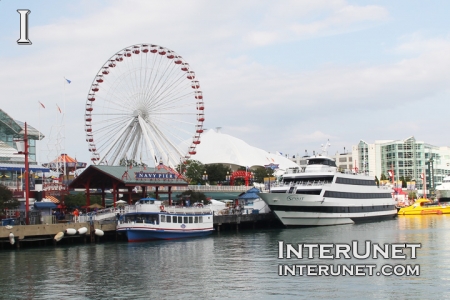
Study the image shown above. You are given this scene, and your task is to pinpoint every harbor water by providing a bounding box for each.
[1,215,450,299]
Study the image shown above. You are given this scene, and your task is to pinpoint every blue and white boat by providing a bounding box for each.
[116,198,214,242]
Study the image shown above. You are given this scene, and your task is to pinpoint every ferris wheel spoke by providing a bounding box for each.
[97,117,135,164]
[86,43,204,166]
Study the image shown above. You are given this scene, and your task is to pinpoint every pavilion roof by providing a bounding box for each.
[69,164,188,190]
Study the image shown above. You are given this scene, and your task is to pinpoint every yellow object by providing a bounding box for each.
[398,198,450,215]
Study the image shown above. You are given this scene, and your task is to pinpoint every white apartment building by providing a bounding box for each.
[352,137,450,191]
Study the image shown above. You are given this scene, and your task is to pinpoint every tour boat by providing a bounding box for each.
[116,198,214,242]
[258,153,397,226]
[436,175,450,204]
[397,198,450,215]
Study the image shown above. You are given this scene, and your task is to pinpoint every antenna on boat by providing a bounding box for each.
[321,140,331,156]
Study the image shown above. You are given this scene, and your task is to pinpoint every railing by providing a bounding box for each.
[269,181,331,188]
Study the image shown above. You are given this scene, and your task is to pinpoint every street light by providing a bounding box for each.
[202,171,208,182]
[14,122,30,225]
[225,171,231,183]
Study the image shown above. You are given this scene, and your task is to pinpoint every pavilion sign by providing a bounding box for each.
[135,172,177,180]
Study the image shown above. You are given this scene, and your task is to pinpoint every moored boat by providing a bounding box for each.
[397,198,450,215]
[258,145,397,226]
[436,175,450,204]
[116,198,214,242]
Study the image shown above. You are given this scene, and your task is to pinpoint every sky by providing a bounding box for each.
[1,0,450,166]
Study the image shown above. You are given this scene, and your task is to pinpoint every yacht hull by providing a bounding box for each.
[259,193,397,227]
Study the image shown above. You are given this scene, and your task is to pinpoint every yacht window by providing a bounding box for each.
[178,216,183,223]
[189,217,193,223]
[194,216,198,223]
[161,215,166,222]
[183,216,188,223]
[199,216,203,223]
[166,216,171,223]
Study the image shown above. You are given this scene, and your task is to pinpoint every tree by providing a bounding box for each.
[0,184,18,211]
[408,191,417,201]
[183,160,205,184]
[380,173,387,181]
[253,167,274,183]
[204,164,231,184]
[119,158,145,168]
[64,192,102,208]
[178,190,208,204]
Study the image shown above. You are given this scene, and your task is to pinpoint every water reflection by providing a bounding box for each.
[0,219,449,299]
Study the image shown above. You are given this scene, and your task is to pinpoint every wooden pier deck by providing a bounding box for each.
[0,212,282,249]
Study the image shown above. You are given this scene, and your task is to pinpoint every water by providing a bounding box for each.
[1,215,450,299]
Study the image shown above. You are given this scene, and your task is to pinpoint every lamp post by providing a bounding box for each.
[225,171,231,184]
[202,171,208,183]
[14,122,30,225]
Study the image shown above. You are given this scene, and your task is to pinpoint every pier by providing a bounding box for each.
[0,211,281,250]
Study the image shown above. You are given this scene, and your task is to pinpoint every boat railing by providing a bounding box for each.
[164,206,212,215]
[270,181,331,188]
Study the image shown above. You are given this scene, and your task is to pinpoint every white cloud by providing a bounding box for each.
[1,0,450,164]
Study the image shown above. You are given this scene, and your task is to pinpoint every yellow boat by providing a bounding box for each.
[398,198,450,215]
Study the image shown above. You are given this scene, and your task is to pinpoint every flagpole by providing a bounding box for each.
[38,103,41,165]
[63,78,66,181]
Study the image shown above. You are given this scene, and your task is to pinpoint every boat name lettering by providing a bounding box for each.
[135,172,177,179]
[287,195,304,201]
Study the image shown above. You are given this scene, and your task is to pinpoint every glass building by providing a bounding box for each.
[352,137,450,193]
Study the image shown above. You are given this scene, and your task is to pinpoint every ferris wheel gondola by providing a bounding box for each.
[84,44,205,168]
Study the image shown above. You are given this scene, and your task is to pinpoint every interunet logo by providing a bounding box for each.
[278,241,421,276]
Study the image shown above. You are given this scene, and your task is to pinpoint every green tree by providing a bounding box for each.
[204,164,231,184]
[119,158,145,167]
[178,190,208,204]
[399,176,407,188]
[408,191,417,201]
[0,184,18,211]
[64,193,102,208]
[184,160,205,184]
[253,167,274,183]
[380,173,387,181]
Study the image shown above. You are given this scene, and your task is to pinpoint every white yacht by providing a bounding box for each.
[436,175,450,203]
[258,155,397,226]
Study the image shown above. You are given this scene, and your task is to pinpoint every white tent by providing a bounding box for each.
[191,129,299,172]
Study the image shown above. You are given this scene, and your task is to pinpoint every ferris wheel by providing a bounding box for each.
[84,44,205,168]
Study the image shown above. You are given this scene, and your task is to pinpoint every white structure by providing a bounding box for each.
[192,129,299,172]
[352,137,450,191]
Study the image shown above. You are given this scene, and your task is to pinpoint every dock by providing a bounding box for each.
[0,212,281,250]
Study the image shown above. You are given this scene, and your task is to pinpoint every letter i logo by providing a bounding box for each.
[17,9,32,45]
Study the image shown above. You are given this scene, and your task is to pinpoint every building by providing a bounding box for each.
[352,137,450,193]
[191,128,299,174]
[0,109,49,192]
[287,136,450,196]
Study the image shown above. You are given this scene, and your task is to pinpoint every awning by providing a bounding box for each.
[0,163,50,172]
[34,202,57,209]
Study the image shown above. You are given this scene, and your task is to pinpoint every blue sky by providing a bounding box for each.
[1,0,450,165]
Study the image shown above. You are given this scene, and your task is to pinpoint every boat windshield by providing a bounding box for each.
[307,158,336,167]
[139,199,155,204]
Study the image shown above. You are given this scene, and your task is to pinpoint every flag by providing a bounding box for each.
[38,101,45,108]
[65,77,71,84]
[56,104,62,113]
